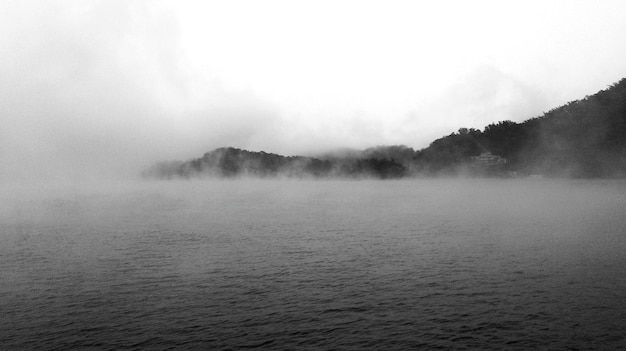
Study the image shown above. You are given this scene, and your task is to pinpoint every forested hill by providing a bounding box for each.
[414,78,626,177]
[144,78,626,179]
[142,147,406,179]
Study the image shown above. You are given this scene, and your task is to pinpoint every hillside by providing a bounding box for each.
[143,147,406,179]
[413,78,626,177]
[144,78,626,179]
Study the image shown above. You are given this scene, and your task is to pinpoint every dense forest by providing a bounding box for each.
[142,147,406,179]
[144,78,626,179]
[413,78,626,177]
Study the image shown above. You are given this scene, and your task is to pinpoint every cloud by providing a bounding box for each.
[404,66,549,145]
[0,1,281,182]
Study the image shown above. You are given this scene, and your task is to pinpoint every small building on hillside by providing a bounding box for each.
[471,152,507,168]
[470,152,508,176]
[471,152,511,177]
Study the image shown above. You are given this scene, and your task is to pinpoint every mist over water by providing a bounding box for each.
[1,179,625,349]
[3,1,626,348]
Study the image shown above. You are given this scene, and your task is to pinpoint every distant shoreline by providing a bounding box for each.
[145,78,626,180]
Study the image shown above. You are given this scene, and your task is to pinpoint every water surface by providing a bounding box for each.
[1,179,625,349]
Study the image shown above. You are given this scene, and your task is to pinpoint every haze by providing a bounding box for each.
[2,0,626,182]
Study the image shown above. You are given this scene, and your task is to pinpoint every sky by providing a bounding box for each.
[2,0,626,181]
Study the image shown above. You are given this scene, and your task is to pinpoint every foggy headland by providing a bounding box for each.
[145,78,626,180]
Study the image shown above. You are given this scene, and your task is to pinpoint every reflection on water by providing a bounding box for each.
[1,179,625,349]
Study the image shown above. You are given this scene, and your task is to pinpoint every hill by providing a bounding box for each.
[413,78,626,177]
[144,78,626,179]
[143,147,406,179]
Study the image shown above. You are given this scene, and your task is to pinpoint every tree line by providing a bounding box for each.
[144,78,626,179]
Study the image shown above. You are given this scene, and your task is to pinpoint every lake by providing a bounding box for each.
[1,179,625,349]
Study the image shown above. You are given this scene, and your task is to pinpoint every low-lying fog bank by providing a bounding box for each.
[2,178,625,226]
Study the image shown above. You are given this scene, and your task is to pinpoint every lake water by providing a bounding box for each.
[1,179,625,349]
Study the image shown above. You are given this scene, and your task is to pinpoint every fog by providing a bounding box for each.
[3,178,625,234]
[2,1,626,183]
[0,1,283,183]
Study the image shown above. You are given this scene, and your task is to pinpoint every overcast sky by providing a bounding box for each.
[2,0,626,181]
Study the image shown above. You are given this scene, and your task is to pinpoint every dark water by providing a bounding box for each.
[1,179,625,350]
